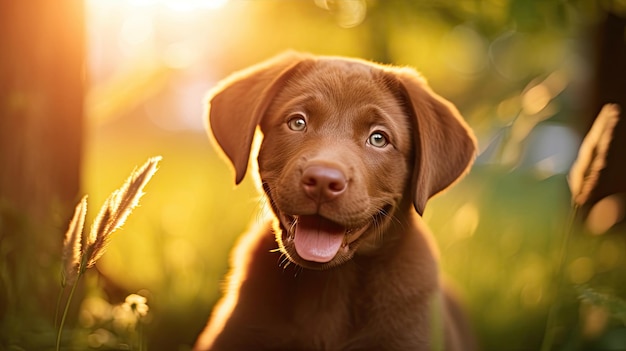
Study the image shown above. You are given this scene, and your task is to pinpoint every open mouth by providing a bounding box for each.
[279,209,388,266]
[291,215,356,263]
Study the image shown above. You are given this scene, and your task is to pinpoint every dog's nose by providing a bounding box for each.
[301,165,347,202]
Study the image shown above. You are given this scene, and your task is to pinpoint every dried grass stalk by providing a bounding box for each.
[84,156,162,268]
[61,195,87,286]
[57,156,161,351]
[568,104,621,207]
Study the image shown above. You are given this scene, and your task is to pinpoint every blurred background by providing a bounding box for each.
[2,0,626,350]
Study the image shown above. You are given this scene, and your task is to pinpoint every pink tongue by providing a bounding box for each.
[294,215,345,263]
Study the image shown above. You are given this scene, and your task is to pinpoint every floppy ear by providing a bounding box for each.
[207,51,313,184]
[390,68,477,215]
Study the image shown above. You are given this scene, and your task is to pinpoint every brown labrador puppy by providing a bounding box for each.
[194,52,477,351]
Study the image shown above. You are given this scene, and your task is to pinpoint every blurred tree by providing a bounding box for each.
[0,0,84,342]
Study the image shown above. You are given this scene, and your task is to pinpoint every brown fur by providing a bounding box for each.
[194,52,477,351]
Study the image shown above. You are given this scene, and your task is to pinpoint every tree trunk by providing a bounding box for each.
[0,0,84,340]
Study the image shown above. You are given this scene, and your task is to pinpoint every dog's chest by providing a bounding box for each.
[282,267,370,348]
[281,258,423,350]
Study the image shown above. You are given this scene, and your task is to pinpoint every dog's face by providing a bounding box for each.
[257,61,413,269]
[207,52,476,270]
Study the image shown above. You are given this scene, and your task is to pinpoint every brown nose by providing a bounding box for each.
[301,165,347,202]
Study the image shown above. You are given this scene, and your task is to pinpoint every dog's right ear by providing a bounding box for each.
[207,51,313,184]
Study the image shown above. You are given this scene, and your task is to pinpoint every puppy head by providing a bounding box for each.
[206,52,476,269]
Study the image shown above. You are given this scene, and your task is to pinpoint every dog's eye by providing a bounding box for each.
[287,114,307,131]
[368,132,388,148]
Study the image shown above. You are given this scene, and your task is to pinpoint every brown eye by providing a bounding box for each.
[367,132,388,148]
[287,114,307,131]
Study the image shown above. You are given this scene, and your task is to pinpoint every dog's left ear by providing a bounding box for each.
[389,68,477,215]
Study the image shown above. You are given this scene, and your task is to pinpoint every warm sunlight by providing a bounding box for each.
[95,0,228,11]
[86,0,233,130]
